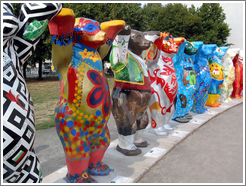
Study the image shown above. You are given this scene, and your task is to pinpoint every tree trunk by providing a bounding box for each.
[38,59,43,80]
[23,62,27,79]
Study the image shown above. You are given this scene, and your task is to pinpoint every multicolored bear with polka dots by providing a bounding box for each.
[48,8,125,183]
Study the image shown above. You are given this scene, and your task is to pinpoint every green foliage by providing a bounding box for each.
[12,3,22,17]
[196,3,231,46]
[145,3,231,46]
[148,4,193,36]
[141,3,163,31]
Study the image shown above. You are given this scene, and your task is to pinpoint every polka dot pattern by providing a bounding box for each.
[54,47,111,162]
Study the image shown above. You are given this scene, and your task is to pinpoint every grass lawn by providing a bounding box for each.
[26,74,115,131]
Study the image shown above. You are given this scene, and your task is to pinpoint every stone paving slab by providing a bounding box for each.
[42,98,243,183]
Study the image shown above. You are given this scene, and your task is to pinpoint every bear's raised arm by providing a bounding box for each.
[11,3,62,65]
[48,8,75,74]
[98,20,126,60]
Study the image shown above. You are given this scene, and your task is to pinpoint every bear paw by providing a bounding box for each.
[185,113,193,120]
[89,162,114,176]
[172,116,189,123]
[64,172,97,183]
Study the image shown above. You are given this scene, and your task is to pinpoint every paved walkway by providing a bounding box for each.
[138,102,244,183]
[34,98,244,183]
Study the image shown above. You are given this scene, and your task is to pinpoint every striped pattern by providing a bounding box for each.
[13,151,25,163]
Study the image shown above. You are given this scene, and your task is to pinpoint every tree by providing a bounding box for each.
[147,4,197,37]
[12,3,22,16]
[145,3,231,46]
[196,3,231,46]
[27,27,52,80]
[141,3,163,31]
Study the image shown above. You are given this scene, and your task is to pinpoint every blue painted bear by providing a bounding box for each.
[191,43,216,113]
[172,40,198,123]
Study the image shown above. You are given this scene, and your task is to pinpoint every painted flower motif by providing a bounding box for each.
[89,51,101,62]
[79,50,101,63]
[79,49,89,59]
[87,70,111,116]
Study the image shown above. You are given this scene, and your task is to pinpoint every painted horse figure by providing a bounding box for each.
[146,32,185,135]
[48,8,125,183]
[110,26,152,156]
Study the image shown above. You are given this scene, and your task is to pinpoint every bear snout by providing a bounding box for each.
[79,30,107,49]
[88,30,107,42]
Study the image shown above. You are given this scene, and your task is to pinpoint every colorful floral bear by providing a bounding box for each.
[206,46,226,107]
[218,47,237,102]
[48,8,125,183]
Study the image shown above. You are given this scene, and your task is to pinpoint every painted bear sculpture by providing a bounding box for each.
[205,46,226,107]
[146,32,185,135]
[191,43,216,113]
[231,49,243,99]
[172,40,198,123]
[110,26,152,156]
[3,3,61,183]
[218,47,237,102]
[142,31,161,60]
[48,8,125,183]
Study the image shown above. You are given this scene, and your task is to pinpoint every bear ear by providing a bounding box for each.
[118,25,131,36]
[125,25,131,30]
[161,32,169,39]
[173,37,185,46]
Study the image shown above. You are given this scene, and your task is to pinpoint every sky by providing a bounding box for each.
[141,1,245,50]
